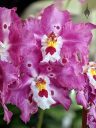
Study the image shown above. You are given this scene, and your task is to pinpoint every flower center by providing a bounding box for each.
[36,78,48,98]
[90,68,96,76]
[86,66,96,87]
[45,32,57,55]
[90,68,96,80]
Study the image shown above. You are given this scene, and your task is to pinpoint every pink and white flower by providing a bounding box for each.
[84,62,96,88]
[41,32,63,62]
[0,3,95,126]
[0,7,20,62]
[30,74,56,110]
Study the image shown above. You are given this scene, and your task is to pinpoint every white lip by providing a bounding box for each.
[30,75,56,110]
[0,41,10,62]
[87,67,96,88]
[41,34,63,62]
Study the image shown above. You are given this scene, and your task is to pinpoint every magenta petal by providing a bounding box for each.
[76,90,87,108]
[57,65,86,90]
[53,87,71,110]
[89,104,96,120]
[62,22,94,45]
[41,4,71,34]
[0,7,18,41]
[61,22,94,64]
[7,87,38,123]
[0,7,21,62]
[0,7,20,42]
[20,100,37,123]
[0,61,19,91]
[85,23,96,30]
[87,104,96,128]
[88,123,96,128]
[3,105,13,124]
[9,17,42,66]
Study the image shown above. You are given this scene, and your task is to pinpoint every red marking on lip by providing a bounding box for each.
[38,89,48,98]
[28,94,33,103]
[45,47,56,55]
[93,75,96,80]
[48,32,57,39]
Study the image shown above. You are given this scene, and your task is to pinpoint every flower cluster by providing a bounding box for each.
[0,4,95,127]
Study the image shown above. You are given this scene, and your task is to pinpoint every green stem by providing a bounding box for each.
[82,107,87,128]
[37,109,44,128]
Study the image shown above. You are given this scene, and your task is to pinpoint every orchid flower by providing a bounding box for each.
[29,4,94,91]
[0,3,95,127]
[0,7,21,62]
[78,62,96,128]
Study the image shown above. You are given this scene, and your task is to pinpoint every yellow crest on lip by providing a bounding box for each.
[90,68,96,76]
[47,32,57,48]
[47,40,57,47]
[36,78,46,91]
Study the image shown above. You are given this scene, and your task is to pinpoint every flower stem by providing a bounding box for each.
[37,109,44,128]
[82,107,87,128]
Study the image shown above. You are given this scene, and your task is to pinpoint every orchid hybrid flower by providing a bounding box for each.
[0,3,95,128]
[85,62,96,88]
[84,62,96,126]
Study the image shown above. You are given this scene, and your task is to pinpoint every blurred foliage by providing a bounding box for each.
[0,92,82,128]
[0,104,82,128]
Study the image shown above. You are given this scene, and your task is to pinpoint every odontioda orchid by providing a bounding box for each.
[84,62,96,88]
[30,73,56,110]
[0,7,20,62]
[0,3,95,128]
[41,32,63,62]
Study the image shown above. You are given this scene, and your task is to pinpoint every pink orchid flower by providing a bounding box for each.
[0,7,21,62]
[0,4,95,125]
